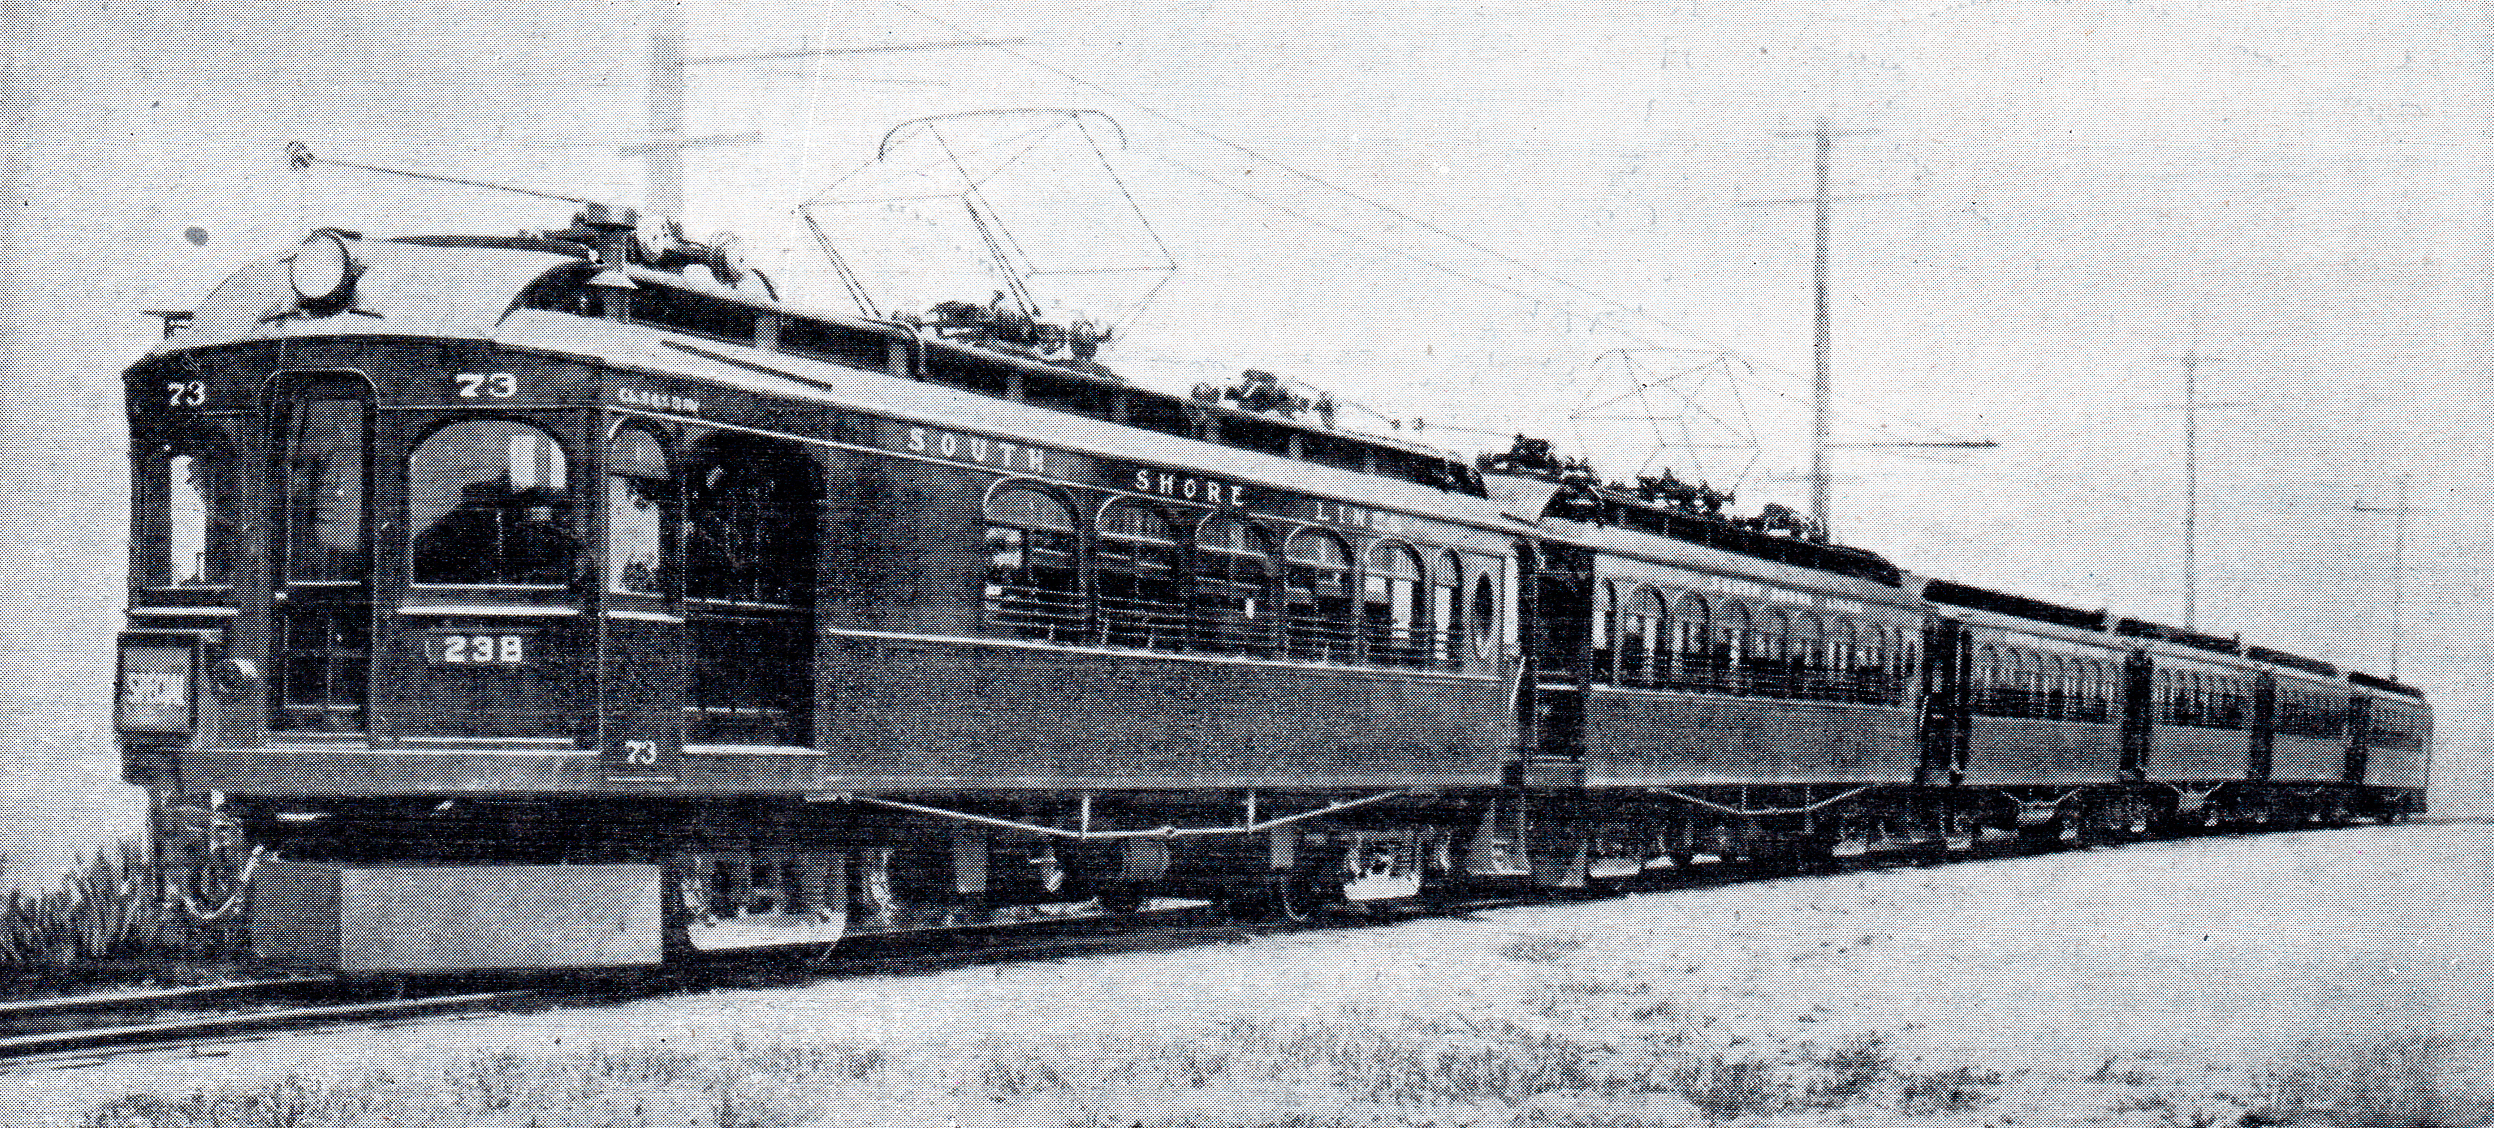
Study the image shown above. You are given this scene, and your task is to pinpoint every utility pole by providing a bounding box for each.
[1746,119,1888,541]
[2354,474,2414,680]
[2181,344,2210,630]
[1811,121,1832,540]
[632,0,1015,221]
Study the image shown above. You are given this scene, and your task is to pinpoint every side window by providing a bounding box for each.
[982,485,1082,641]
[605,427,669,595]
[1362,542,1425,667]
[1792,614,1824,700]
[1759,610,1792,697]
[410,419,575,586]
[1590,580,1615,684]
[1097,502,1183,649]
[1469,571,1497,661]
[146,428,241,588]
[1196,517,1276,655]
[1672,593,1712,690]
[1434,551,1463,669]
[1620,587,1662,688]
[1284,529,1355,662]
[1716,605,1750,694]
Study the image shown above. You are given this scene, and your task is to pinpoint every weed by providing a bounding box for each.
[79,1075,371,1128]
[709,1080,822,1128]
[2,841,229,967]
[1673,1053,1787,1120]
[1797,1031,1893,1107]
[1498,933,1593,963]
[448,1049,531,1112]
[1525,977,1655,1019]
[981,1042,1074,1098]
[2090,1055,2157,1085]
[2251,1027,2494,1128]
[1627,997,1689,1025]
[1895,1064,2002,1115]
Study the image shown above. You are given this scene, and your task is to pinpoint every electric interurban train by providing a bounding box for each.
[116,203,2429,972]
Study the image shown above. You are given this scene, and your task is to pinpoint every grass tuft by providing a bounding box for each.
[1895,1064,2002,1115]
[2252,1028,2494,1128]
[1797,1031,1894,1108]
[1497,932,1594,963]
[1672,1053,1787,1120]
[1,842,232,967]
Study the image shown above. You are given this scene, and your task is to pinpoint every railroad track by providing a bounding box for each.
[0,976,557,1067]
[0,827,2171,1066]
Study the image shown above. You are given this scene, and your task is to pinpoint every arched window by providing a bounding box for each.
[1098,502,1182,649]
[1977,646,2002,715]
[1758,610,1793,697]
[1619,587,1663,688]
[605,427,669,595]
[411,419,576,585]
[1831,619,1859,702]
[1792,614,1825,699]
[143,426,241,588]
[1196,517,1276,655]
[1284,530,1356,662]
[1470,572,1498,661]
[982,485,1081,641]
[1717,605,1751,694]
[1435,552,1463,668]
[1363,542,1426,666]
[2046,656,2069,720]
[1591,580,1616,684]
[1671,593,1712,690]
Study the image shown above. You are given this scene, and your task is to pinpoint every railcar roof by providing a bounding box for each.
[493,309,1532,537]
[151,239,584,354]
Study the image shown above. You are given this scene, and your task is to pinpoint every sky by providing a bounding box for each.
[2,0,2488,877]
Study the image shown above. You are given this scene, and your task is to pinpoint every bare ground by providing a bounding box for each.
[8,822,2492,1128]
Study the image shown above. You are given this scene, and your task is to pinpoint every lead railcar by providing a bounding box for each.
[117,200,2428,973]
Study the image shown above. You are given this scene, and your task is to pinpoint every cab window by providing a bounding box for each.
[144,427,240,588]
[606,428,669,595]
[410,419,577,585]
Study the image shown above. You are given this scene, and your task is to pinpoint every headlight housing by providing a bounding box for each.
[288,229,359,308]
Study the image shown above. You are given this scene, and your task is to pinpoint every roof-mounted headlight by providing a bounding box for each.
[287,229,360,308]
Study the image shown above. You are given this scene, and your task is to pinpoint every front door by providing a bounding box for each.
[682,435,816,746]
[271,374,374,732]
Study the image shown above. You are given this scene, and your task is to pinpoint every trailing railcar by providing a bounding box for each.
[116,205,2429,973]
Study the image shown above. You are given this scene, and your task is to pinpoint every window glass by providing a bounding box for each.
[606,428,668,595]
[683,444,814,606]
[982,486,1081,641]
[1620,587,1663,688]
[1590,580,1615,683]
[1470,572,1497,661]
[410,419,575,585]
[1285,530,1355,662]
[1792,614,1824,699]
[1197,517,1275,654]
[1672,593,1712,690]
[286,395,369,583]
[1098,502,1183,649]
[1717,605,1750,694]
[1435,552,1462,667]
[1363,543,1425,667]
[1759,610,1791,697]
[155,431,239,587]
